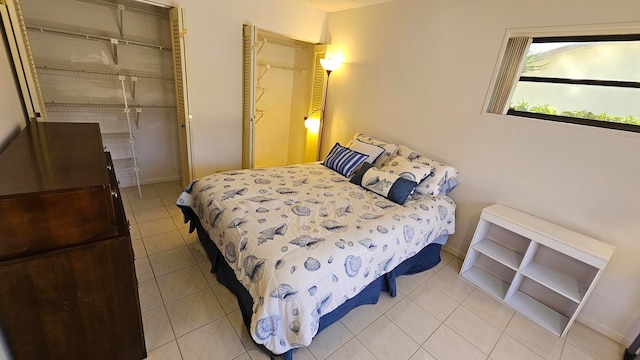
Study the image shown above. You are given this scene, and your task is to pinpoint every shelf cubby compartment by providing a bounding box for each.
[520,244,597,303]
[508,277,578,336]
[461,253,515,300]
[472,238,523,270]
[461,204,615,338]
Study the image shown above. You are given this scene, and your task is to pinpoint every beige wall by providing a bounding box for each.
[323,0,640,345]
[0,21,27,151]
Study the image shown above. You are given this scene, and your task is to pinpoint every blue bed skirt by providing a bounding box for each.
[180,206,446,360]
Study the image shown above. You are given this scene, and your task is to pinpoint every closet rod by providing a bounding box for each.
[36,65,173,82]
[26,25,172,51]
[75,0,169,19]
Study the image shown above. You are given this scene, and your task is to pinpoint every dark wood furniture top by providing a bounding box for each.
[0,121,146,359]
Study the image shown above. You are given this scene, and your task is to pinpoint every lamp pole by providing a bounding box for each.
[317,69,331,161]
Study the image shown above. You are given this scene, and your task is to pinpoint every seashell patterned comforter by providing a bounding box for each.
[177,163,456,355]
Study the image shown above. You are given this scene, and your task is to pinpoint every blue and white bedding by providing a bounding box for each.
[177,163,456,355]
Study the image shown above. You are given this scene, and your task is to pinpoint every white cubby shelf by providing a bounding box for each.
[460,203,615,338]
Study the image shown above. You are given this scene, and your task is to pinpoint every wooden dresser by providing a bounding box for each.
[0,122,146,359]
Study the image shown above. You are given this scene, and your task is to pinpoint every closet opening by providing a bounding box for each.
[3,0,191,197]
[243,25,323,169]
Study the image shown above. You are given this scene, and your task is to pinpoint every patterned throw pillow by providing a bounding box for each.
[350,162,417,205]
[345,133,399,168]
[397,145,459,196]
[380,156,434,183]
[322,142,368,177]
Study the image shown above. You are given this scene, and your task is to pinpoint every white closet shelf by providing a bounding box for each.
[257,62,305,73]
[37,65,173,83]
[113,157,139,171]
[257,37,306,51]
[76,0,169,19]
[45,102,176,113]
[102,132,135,145]
[26,25,171,51]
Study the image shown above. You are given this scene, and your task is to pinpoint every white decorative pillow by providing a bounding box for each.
[345,133,399,168]
[322,142,368,178]
[380,156,434,183]
[350,162,417,205]
[348,139,385,165]
[397,144,459,197]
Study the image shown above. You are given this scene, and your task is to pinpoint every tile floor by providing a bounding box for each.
[122,181,626,360]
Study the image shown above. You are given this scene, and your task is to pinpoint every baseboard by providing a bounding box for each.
[139,175,181,186]
[442,243,464,259]
[118,175,181,188]
[577,314,636,347]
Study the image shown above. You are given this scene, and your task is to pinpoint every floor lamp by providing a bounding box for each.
[315,57,340,161]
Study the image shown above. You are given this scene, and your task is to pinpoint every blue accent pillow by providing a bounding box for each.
[323,142,368,177]
[350,162,417,205]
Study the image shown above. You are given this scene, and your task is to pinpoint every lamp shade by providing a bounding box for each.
[320,58,340,72]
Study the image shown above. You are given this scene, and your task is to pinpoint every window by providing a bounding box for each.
[489,34,640,133]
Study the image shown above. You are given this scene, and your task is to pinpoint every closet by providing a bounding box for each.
[12,0,187,195]
[243,25,323,169]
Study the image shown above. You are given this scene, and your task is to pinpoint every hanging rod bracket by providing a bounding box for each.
[258,64,270,82]
[131,76,137,100]
[117,4,125,39]
[135,108,142,129]
[110,38,119,65]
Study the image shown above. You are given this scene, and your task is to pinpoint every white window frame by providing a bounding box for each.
[484,22,640,133]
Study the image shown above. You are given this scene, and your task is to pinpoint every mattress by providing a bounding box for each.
[177,163,456,355]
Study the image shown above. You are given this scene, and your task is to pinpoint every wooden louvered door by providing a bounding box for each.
[0,0,46,122]
[242,24,257,169]
[170,6,193,186]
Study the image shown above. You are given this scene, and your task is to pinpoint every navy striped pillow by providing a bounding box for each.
[322,142,368,177]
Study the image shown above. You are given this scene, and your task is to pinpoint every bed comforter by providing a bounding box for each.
[177,163,455,355]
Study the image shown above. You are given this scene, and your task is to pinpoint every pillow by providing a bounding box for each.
[348,139,385,165]
[350,162,417,205]
[322,142,368,178]
[397,144,459,196]
[380,156,434,183]
[345,133,399,168]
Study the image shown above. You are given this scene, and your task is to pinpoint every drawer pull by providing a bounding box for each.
[107,164,113,171]
[111,190,118,199]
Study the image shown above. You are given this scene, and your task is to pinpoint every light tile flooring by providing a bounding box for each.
[122,181,625,360]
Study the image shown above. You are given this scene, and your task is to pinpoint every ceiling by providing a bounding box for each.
[297,0,397,13]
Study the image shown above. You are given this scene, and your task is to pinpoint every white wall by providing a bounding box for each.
[0,21,27,151]
[323,0,640,345]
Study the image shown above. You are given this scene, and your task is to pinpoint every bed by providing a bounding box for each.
[176,135,458,359]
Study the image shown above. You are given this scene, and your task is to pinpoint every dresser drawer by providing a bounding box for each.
[0,186,118,261]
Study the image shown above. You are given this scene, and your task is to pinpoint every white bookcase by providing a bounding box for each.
[460,204,615,337]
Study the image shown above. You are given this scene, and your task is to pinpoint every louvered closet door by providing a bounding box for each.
[0,0,46,122]
[169,7,193,186]
[242,24,257,169]
[305,45,328,162]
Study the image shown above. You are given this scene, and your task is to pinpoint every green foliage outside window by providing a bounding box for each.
[511,100,640,126]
